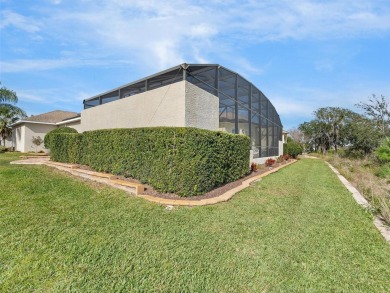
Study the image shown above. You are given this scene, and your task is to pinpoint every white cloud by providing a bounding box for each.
[0,10,41,33]
[0,58,133,73]
[2,0,390,73]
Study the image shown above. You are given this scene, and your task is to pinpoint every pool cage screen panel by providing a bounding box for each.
[186,65,282,158]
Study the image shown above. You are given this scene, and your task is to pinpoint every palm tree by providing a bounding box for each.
[0,82,27,117]
[0,83,27,146]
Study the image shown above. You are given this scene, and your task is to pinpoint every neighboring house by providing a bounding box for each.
[81,63,284,163]
[11,110,81,152]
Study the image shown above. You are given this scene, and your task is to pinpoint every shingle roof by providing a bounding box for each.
[24,110,80,123]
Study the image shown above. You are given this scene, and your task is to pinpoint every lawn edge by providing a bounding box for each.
[326,161,390,244]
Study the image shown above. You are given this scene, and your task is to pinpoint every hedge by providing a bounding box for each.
[44,127,78,149]
[50,127,250,196]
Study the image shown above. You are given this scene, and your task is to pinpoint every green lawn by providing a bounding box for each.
[1,152,389,292]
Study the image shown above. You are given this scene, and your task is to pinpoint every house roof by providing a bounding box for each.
[11,110,81,127]
[24,110,80,123]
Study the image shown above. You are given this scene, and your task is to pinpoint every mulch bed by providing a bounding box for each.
[76,160,293,201]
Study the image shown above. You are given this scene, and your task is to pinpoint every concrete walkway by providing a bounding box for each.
[10,157,297,206]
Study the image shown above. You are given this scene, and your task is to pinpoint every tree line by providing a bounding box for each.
[295,95,389,157]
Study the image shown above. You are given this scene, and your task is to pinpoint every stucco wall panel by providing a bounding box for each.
[60,120,82,132]
[13,125,25,152]
[81,81,186,132]
[24,123,56,152]
[184,82,219,130]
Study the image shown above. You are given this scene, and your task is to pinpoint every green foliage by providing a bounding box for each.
[50,127,251,196]
[376,164,390,178]
[375,137,390,163]
[344,115,381,157]
[44,127,78,149]
[0,101,26,146]
[284,140,303,158]
[0,82,26,117]
[50,133,81,163]
[299,107,357,154]
[299,105,386,157]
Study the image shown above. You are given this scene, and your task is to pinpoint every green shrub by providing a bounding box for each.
[50,133,81,163]
[50,127,250,196]
[375,137,390,163]
[283,140,303,158]
[44,127,78,149]
[376,164,390,178]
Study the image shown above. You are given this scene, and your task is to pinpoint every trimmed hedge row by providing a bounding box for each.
[44,127,78,149]
[50,127,250,196]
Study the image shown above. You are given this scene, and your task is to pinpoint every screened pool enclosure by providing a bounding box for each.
[83,64,283,158]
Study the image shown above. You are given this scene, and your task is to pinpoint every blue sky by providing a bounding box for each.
[1,0,390,130]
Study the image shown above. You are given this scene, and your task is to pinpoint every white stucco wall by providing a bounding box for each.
[81,81,187,132]
[13,125,25,152]
[23,123,56,153]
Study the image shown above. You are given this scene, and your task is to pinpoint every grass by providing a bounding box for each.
[320,154,390,225]
[1,152,390,292]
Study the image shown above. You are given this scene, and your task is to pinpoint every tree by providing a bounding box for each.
[356,94,390,138]
[343,113,381,156]
[0,107,23,146]
[298,120,322,152]
[0,83,27,146]
[0,82,26,117]
[299,107,355,154]
[287,128,305,144]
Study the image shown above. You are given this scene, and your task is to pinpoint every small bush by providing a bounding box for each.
[284,140,303,158]
[376,164,390,178]
[251,162,258,172]
[265,158,276,167]
[283,154,290,161]
[375,137,390,163]
[44,127,78,149]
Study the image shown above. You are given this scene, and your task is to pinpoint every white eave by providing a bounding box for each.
[10,120,56,127]
[11,116,81,127]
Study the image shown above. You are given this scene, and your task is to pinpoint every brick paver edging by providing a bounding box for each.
[138,160,297,206]
[11,157,296,207]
